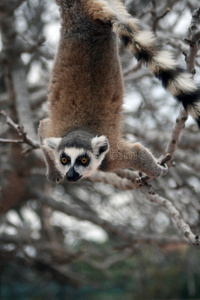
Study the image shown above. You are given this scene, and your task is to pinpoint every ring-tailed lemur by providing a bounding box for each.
[38,0,200,183]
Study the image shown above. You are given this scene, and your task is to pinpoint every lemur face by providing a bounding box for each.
[43,131,109,183]
[59,147,101,182]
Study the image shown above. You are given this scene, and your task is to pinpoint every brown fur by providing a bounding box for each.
[39,0,168,182]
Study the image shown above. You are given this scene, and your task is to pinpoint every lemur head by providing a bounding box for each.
[43,130,109,183]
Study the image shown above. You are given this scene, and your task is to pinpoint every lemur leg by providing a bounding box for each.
[83,0,129,20]
[38,119,64,184]
[83,0,138,34]
[108,141,168,178]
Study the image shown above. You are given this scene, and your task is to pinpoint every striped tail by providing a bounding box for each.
[111,12,200,127]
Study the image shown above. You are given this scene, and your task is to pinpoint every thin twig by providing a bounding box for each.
[165,108,188,162]
[0,110,40,150]
[185,6,200,73]
[0,138,23,144]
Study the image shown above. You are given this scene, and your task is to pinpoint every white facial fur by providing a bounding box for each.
[57,147,105,178]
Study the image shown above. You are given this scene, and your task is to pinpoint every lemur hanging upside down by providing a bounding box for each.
[38,0,200,183]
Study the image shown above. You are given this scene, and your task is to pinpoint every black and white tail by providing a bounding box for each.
[114,17,200,128]
[86,0,200,127]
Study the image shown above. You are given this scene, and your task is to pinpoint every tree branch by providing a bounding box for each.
[164,7,200,164]
[140,186,200,247]
[150,1,171,32]
[0,110,40,152]
[185,6,200,73]
[165,108,188,162]
[90,171,138,190]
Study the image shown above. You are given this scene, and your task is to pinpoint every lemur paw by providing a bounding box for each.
[47,170,64,184]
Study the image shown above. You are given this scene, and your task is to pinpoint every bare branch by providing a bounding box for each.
[32,190,136,242]
[140,186,200,247]
[90,171,138,190]
[0,138,23,144]
[164,7,200,164]
[0,110,40,150]
[185,6,200,73]
[150,1,171,32]
[165,108,188,162]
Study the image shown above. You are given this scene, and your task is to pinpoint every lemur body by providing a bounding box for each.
[39,0,200,183]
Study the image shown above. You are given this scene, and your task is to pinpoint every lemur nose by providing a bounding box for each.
[66,167,82,182]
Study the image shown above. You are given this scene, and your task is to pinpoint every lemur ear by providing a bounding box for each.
[43,137,62,150]
[91,136,109,158]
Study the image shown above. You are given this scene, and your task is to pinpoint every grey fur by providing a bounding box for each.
[58,129,95,151]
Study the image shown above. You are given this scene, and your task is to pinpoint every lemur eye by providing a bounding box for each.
[61,157,68,164]
[60,155,69,165]
[81,158,88,164]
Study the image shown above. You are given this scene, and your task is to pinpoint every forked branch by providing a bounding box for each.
[0,110,40,153]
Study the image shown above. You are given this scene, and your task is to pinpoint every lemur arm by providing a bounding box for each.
[38,119,64,184]
[127,142,168,177]
[103,141,168,178]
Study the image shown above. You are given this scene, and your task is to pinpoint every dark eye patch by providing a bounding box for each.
[76,154,90,167]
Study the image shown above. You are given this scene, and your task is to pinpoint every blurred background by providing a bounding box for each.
[0,0,200,299]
